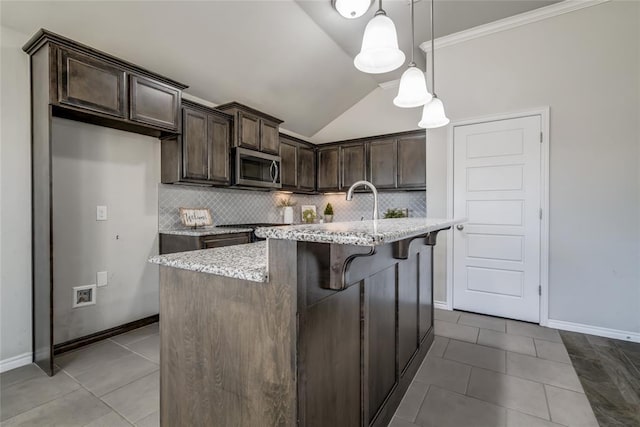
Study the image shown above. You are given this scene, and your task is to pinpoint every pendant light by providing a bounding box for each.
[354,0,405,74]
[419,0,449,128]
[394,0,432,108]
[333,0,372,19]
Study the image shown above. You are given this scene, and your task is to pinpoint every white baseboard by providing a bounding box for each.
[0,352,32,373]
[434,301,449,310]
[547,319,640,343]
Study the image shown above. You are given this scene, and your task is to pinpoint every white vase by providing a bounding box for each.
[283,207,294,224]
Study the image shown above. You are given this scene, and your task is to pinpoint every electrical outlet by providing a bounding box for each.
[97,271,108,287]
[72,284,97,308]
[96,205,108,221]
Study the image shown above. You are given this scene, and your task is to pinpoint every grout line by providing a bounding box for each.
[110,336,160,365]
[541,382,553,423]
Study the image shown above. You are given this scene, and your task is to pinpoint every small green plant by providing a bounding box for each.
[302,209,317,223]
[324,203,334,216]
[383,208,407,219]
[276,196,296,208]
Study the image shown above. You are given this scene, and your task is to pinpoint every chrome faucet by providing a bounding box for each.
[346,180,379,221]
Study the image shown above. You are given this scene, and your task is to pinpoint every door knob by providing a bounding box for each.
[456,224,464,231]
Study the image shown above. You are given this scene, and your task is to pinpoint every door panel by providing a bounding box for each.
[453,115,541,322]
[317,147,340,191]
[238,111,260,150]
[129,75,180,130]
[208,114,230,183]
[298,146,316,191]
[397,134,427,188]
[369,139,397,189]
[182,108,208,180]
[280,139,298,189]
[340,143,366,190]
[260,120,280,154]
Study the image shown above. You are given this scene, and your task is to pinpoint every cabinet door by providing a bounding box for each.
[58,48,126,118]
[260,120,280,155]
[129,75,180,130]
[340,143,366,190]
[369,139,398,189]
[182,108,208,180]
[279,138,298,190]
[317,147,340,191]
[398,134,426,188]
[298,146,316,192]
[237,111,260,150]
[208,114,231,183]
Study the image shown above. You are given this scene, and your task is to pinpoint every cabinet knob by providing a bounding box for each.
[456,224,464,231]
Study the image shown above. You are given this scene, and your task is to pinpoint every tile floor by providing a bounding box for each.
[1,323,159,426]
[0,311,606,427]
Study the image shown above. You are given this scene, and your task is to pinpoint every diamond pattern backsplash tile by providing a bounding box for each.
[158,184,426,230]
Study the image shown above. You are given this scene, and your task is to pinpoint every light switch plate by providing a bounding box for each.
[96,205,107,221]
[97,271,108,287]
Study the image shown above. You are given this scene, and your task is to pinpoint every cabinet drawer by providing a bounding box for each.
[129,75,180,130]
[58,48,127,118]
[201,233,251,249]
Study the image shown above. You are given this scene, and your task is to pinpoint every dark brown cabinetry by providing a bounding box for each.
[369,138,398,189]
[159,232,252,255]
[397,134,427,188]
[129,75,181,131]
[161,100,232,185]
[340,142,367,190]
[216,102,283,155]
[317,146,340,192]
[280,134,317,193]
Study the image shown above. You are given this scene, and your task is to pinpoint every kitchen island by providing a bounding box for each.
[149,217,463,427]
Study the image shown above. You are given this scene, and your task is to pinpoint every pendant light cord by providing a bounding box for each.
[409,0,415,66]
[431,0,436,96]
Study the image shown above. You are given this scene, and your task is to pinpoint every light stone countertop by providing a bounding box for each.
[159,226,254,237]
[149,241,267,283]
[254,217,465,246]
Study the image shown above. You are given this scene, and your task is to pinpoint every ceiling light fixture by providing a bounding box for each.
[354,0,405,74]
[419,0,449,128]
[333,0,373,19]
[393,0,432,108]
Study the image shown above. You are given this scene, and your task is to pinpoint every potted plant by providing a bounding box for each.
[383,208,408,219]
[324,203,334,223]
[302,208,317,224]
[277,197,296,224]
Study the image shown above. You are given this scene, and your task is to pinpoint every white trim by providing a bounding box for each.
[548,319,640,343]
[446,108,550,325]
[434,301,449,311]
[0,352,32,373]
[419,0,610,53]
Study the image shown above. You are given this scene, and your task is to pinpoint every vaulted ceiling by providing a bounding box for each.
[1,0,559,138]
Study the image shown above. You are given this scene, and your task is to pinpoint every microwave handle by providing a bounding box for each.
[270,160,279,183]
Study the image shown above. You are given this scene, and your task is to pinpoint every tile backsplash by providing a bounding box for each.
[158,184,426,230]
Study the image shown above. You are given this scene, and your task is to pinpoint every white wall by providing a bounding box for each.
[0,26,32,370]
[312,1,640,336]
[52,119,160,344]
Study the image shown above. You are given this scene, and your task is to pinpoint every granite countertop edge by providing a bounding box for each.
[159,226,255,237]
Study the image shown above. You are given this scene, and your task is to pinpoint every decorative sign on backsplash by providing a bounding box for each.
[179,207,213,228]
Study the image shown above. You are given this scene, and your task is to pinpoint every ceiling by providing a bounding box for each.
[1,0,559,138]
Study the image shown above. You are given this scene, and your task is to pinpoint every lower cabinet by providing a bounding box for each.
[159,232,252,255]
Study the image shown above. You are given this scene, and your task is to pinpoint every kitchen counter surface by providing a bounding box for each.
[159,226,254,237]
[149,241,267,282]
[254,217,464,246]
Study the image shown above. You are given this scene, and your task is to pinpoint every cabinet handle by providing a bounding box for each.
[270,161,276,182]
[272,161,279,183]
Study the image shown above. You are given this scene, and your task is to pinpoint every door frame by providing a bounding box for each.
[445,107,550,325]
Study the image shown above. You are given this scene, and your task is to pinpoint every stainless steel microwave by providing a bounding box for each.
[233,147,282,189]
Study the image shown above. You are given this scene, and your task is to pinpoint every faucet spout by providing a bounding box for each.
[345,180,379,221]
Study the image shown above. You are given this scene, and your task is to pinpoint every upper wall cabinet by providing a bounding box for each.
[280,134,316,193]
[340,142,366,190]
[216,102,284,155]
[317,146,340,192]
[369,138,398,189]
[397,134,427,188]
[25,29,187,139]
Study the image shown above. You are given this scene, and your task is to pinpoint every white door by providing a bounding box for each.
[453,115,542,322]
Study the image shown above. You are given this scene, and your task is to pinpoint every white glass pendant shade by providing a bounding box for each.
[393,65,432,108]
[418,96,450,129]
[354,13,405,74]
[334,0,372,19]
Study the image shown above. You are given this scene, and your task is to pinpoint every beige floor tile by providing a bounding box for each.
[478,329,536,356]
[434,309,461,323]
[135,410,159,427]
[74,353,158,397]
[506,321,562,343]
[426,336,449,358]
[545,385,599,427]
[467,367,550,419]
[414,356,471,394]
[394,381,429,422]
[56,340,131,377]
[458,313,506,333]
[126,334,159,364]
[414,386,507,427]
[0,364,46,391]
[102,371,159,423]
[444,340,506,373]
[506,352,583,392]
[534,339,572,364]
[435,320,478,343]
[1,388,111,426]
[506,410,565,427]
[85,411,132,426]
[111,323,159,347]
[0,370,80,421]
